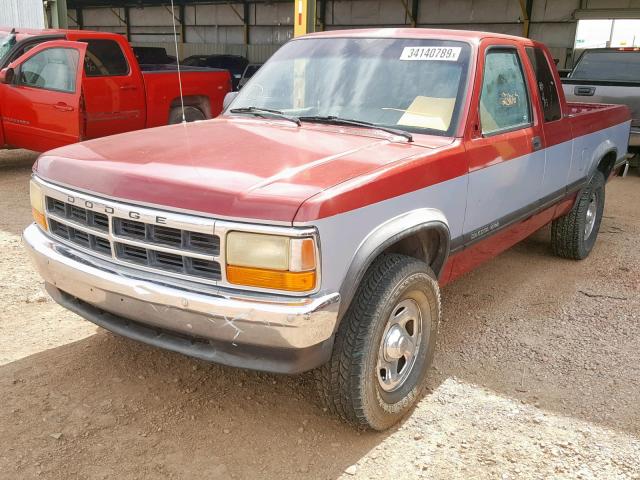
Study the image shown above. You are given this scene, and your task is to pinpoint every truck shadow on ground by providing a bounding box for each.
[2,331,395,478]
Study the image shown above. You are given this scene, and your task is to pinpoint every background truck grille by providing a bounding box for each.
[45,196,221,282]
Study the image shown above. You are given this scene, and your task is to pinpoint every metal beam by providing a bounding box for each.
[124,6,131,41]
[294,0,316,37]
[77,7,84,29]
[110,7,126,24]
[318,0,326,31]
[411,0,419,28]
[228,2,245,23]
[49,0,69,28]
[518,0,533,37]
[243,1,251,45]
[399,0,413,27]
[179,3,186,42]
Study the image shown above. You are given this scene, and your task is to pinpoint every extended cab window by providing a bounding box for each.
[82,39,129,77]
[480,49,531,135]
[19,47,79,93]
[526,47,561,122]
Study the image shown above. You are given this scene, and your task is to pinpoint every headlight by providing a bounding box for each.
[30,179,48,231]
[226,232,317,292]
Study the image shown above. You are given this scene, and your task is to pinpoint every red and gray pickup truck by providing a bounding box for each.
[0,28,231,152]
[24,29,630,430]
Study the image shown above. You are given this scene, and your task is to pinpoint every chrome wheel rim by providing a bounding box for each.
[584,192,598,240]
[376,298,423,392]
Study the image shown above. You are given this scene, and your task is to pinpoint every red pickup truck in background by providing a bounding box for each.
[24,29,630,430]
[0,28,231,152]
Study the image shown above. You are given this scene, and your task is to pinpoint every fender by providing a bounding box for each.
[337,208,450,319]
[587,139,617,179]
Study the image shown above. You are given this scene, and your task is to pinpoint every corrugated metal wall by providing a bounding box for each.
[0,0,45,28]
[65,0,640,67]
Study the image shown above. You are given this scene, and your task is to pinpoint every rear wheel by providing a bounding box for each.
[168,106,206,124]
[315,254,440,430]
[551,171,605,260]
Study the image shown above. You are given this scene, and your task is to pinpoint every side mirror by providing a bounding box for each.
[0,67,15,84]
[223,91,238,110]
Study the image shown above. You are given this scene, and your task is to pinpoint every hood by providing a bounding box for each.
[36,117,452,223]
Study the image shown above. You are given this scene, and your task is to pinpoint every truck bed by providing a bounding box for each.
[567,102,624,116]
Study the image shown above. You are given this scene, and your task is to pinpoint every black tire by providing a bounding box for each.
[314,254,440,431]
[551,170,605,260]
[168,106,206,124]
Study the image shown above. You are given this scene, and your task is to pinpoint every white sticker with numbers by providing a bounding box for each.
[400,46,461,61]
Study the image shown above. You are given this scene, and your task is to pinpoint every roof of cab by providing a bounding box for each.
[0,26,121,40]
[302,27,532,45]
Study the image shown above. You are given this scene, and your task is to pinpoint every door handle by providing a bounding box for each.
[532,136,542,151]
[53,102,74,112]
[574,86,595,96]
[119,84,137,91]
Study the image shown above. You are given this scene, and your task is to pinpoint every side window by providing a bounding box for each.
[19,47,79,93]
[480,49,531,135]
[82,39,128,77]
[526,47,562,122]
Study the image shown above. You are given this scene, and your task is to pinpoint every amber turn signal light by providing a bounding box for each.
[32,208,47,231]
[226,265,316,292]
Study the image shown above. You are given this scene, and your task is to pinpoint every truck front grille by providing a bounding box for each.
[45,195,221,283]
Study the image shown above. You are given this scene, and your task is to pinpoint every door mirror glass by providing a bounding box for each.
[0,67,14,84]
[223,91,238,110]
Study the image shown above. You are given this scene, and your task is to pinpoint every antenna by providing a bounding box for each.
[169,0,186,123]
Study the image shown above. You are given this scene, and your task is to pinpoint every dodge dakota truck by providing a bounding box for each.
[24,29,630,430]
[0,28,231,152]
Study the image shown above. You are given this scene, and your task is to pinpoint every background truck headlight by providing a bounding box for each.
[29,180,47,231]
[226,232,317,292]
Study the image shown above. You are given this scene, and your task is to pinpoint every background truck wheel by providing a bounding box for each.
[315,253,440,431]
[551,171,605,260]
[169,106,206,124]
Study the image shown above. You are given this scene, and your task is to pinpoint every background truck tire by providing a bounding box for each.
[315,253,440,431]
[551,171,605,260]
[168,106,206,124]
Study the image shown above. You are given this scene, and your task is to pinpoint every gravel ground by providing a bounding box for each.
[0,149,639,479]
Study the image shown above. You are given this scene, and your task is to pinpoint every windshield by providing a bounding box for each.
[571,50,640,82]
[0,33,16,65]
[229,37,471,136]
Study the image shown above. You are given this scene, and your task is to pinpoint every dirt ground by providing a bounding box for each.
[1,149,639,479]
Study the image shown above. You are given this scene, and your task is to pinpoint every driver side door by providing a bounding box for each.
[1,40,87,152]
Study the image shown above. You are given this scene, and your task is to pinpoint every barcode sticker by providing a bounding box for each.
[400,46,462,61]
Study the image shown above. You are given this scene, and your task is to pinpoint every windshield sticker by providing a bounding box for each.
[400,46,461,61]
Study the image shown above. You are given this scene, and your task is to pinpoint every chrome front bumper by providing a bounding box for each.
[23,224,341,373]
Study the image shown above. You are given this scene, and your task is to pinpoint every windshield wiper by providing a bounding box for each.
[229,107,301,126]
[299,115,413,142]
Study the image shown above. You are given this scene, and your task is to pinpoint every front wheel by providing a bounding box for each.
[551,171,605,260]
[315,254,440,430]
